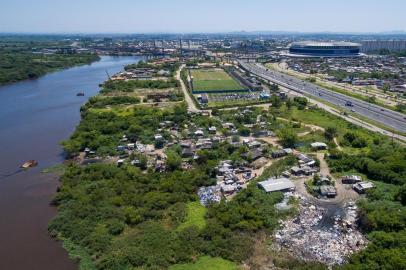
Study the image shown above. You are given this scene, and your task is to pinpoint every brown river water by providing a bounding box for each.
[0,56,142,270]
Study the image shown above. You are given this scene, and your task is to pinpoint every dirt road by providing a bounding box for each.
[293,152,359,206]
[176,65,199,112]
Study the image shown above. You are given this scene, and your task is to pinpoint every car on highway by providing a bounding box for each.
[345,101,353,107]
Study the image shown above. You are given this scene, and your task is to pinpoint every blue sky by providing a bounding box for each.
[0,0,405,33]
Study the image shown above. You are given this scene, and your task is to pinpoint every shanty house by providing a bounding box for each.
[342,175,362,184]
[353,182,375,194]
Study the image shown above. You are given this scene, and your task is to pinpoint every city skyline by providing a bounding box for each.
[0,0,405,34]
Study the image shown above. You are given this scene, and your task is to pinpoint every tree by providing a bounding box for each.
[166,150,182,171]
[286,98,293,110]
[306,77,316,83]
[367,96,376,104]
[278,129,298,148]
[293,97,308,109]
[238,127,251,136]
[398,184,406,205]
[154,139,165,149]
[270,83,279,92]
[324,127,337,141]
[395,103,406,113]
[382,83,391,93]
[232,135,240,143]
[270,94,282,108]
[211,108,220,116]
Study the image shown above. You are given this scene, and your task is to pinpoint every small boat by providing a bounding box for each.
[76,92,85,96]
[21,160,38,169]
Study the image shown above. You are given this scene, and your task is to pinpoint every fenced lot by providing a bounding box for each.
[191,69,246,93]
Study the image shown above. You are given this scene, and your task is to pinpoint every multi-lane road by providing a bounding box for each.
[238,61,406,133]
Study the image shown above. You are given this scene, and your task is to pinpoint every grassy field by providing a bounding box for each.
[278,106,382,153]
[191,69,245,92]
[177,201,207,231]
[169,256,240,270]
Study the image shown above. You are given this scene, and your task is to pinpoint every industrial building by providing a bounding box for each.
[258,178,295,193]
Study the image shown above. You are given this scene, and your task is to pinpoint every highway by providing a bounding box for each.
[238,61,406,133]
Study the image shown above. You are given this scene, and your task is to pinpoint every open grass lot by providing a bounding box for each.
[191,69,245,92]
[280,106,349,132]
[169,256,240,270]
[278,105,381,153]
[177,201,207,231]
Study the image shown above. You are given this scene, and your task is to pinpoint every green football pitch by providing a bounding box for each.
[191,69,245,92]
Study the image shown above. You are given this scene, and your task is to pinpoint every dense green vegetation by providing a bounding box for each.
[54,68,406,270]
[169,256,239,270]
[54,101,295,269]
[83,96,141,110]
[177,201,207,231]
[101,79,179,93]
[0,40,99,84]
[125,60,180,77]
[50,157,289,269]
[327,139,406,269]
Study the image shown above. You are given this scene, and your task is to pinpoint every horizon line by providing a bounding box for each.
[1,30,406,36]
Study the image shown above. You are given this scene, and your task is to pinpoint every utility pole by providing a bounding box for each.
[105,70,111,80]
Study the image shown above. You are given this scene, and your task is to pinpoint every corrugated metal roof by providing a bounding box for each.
[258,178,295,192]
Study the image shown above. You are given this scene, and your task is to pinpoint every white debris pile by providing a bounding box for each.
[275,192,295,211]
[274,197,367,265]
[198,186,222,206]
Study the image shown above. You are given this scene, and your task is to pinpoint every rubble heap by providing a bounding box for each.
[198,186,222,206]
[274,196,367,265]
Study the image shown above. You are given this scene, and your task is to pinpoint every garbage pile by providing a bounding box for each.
[198,185,222,206]
[274,196,367,265]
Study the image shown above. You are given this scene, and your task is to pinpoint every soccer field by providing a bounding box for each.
[191,69,245,92]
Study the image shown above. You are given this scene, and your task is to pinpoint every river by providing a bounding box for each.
[0,56,143,270]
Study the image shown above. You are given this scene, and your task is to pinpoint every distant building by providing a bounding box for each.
[361,40,406,53]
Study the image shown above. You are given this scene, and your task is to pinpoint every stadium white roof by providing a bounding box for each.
[290,41,361,47]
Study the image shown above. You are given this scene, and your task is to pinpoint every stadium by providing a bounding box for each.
[288,41,362,57]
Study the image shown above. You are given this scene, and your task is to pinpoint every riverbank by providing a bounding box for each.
[0,56,143,270]
[0,51,100,85]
